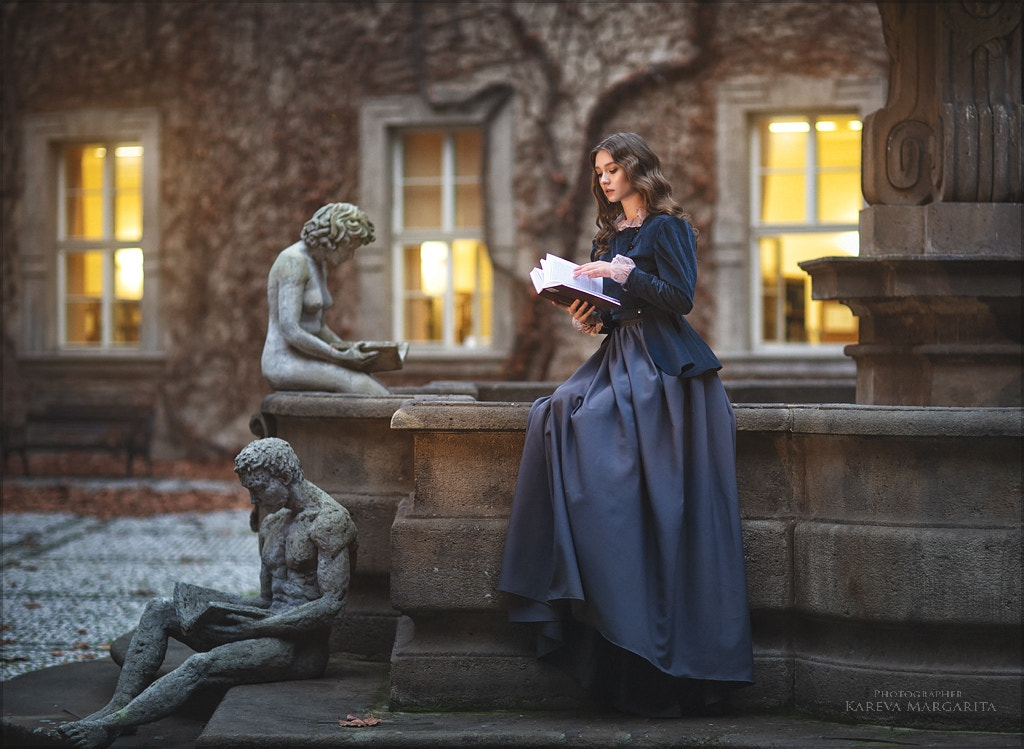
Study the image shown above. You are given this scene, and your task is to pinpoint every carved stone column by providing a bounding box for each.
[803,1,1022,406]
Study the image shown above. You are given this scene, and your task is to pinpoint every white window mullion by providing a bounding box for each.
[806,118,818,226]
[749,122,764,349]
[104,144,116,240]
[101,148,117,346]
[391,240,404,341]
[392,136,404,235]
[391,138,405,341]
[101,249,114,345]
[56,250,68,345]
[441,135,456,346]
[473,248,482,343]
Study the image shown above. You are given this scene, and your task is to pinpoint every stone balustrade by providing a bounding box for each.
[388,399,1021,731]
[256,391,1021,731]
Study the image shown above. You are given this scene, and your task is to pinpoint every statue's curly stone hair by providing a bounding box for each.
[300,202,376,253]
[234,437,304,480]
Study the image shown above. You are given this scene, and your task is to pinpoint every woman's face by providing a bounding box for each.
[594,149,638,206]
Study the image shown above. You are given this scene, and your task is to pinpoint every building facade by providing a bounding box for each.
[2,1,887,456]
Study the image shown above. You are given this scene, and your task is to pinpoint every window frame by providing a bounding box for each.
[359,95,516,363]
[20,109,162,358]
[56,141,146,349]
[391,127,491,348]
[712,77,885,362]
[749,113,863,349]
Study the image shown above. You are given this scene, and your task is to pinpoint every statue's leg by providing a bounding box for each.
[82,597,181,721]
[267,358,390,395]
[56,638,299,748]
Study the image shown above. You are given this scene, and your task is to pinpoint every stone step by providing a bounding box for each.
[196,655,1013,748]
[4,652,1016,748]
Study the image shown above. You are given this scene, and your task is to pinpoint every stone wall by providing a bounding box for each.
[387,399,1021,731]
[2,2,886,456]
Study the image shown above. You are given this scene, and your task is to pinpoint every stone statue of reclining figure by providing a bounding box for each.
[45,437,356,749]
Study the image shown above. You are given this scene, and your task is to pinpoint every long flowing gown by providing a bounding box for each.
[498,217,754,717]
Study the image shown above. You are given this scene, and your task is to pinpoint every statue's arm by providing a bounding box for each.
[274,274,339,361]
[225,504,353,638]
[272,265,378,370]
[317,321,344,346]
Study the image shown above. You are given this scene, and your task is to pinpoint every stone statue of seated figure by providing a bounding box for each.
[261,202,405,395]
[46,438,357,749]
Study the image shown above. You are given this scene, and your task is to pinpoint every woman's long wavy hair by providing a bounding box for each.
[589,132,692,257]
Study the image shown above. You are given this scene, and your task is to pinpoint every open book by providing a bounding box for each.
[174,582,269,635]
[529,254,621,310]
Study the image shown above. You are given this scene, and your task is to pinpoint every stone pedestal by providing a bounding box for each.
[803,2,1023,407]
[254,392,420,659]
[804,202,1021,406]
[387,400,590,710]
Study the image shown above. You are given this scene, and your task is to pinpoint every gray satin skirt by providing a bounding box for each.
[497,321,754,716]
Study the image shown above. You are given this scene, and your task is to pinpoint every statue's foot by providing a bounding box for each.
[74,709,137,736]
[47,720,120,749]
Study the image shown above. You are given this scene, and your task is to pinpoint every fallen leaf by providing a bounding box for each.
[339,713,381,728]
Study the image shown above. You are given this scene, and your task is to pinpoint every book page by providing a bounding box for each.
[530,267,545,294]
[529,253,620,309]
[540,254,603,295]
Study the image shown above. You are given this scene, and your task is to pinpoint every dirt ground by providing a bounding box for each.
[1,453,250,519]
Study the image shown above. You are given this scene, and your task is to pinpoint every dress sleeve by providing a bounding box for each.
[620,218,696,315]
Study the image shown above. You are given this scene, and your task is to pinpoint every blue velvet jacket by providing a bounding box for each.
[594,214,721,378]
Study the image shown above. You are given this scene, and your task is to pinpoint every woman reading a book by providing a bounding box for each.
[261,202,391,395]
[498,132,754,716]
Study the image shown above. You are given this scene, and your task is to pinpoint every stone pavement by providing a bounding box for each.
[2,507,259,681]
[2,506,1020,748]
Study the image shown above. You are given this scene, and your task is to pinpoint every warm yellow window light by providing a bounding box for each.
[115,248,144,300]
[419,241,449,298]
[768,121,810,133]
[66,251,104,297]
[115,146,143,241]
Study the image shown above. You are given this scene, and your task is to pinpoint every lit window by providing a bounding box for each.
[394,129,493,347]
[753,114,862,345]
[59,143,144,347]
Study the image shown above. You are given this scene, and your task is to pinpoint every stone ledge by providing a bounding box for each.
[734,404,1021,437]
[261,391,475,420]
[392,400,532,432]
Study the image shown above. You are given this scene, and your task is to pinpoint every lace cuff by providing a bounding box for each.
[609,255,636,284]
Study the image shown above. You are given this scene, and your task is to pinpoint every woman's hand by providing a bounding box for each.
[573,261,614,279]
[565,299,603,336]
[567,298,596,322]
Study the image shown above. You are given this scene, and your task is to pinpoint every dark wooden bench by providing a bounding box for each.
[2,403,154,477]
